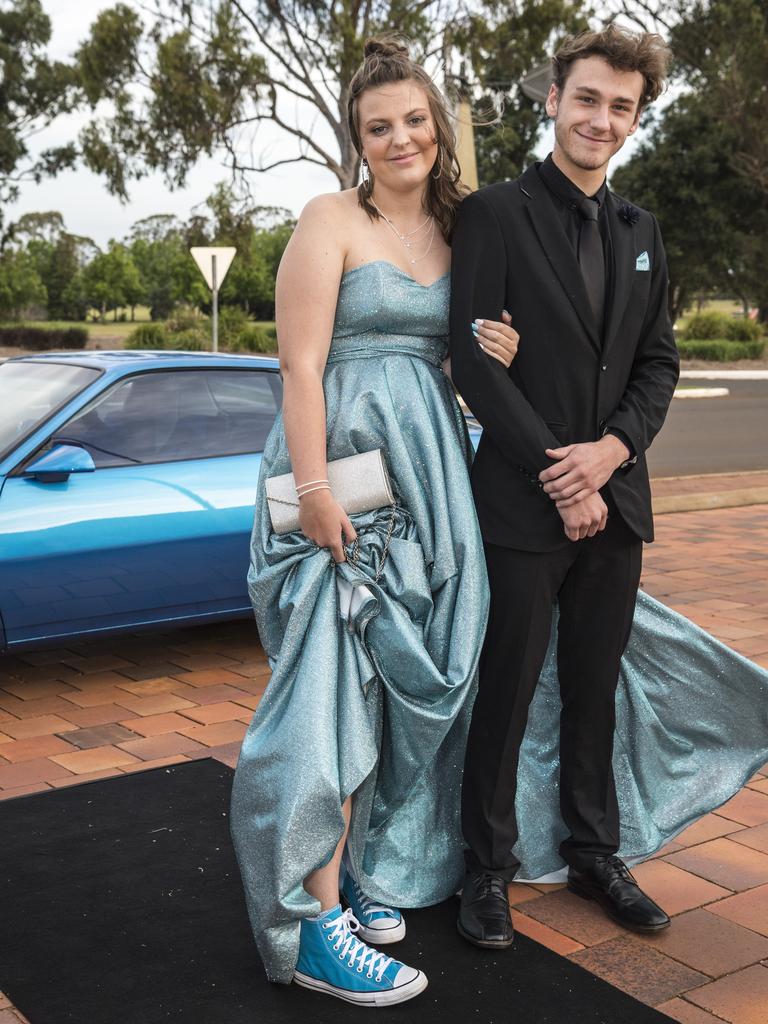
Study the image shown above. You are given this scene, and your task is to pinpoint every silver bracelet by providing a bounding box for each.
[297,483,332,499]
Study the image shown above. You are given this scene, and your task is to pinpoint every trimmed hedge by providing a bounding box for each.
[676,338,766,361]
[0,326,88,350]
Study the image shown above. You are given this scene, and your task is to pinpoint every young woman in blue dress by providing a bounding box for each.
[230,36,519,1006]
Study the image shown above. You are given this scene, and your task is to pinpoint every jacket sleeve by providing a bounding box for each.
[449,190,560,478]
[604,214,680,459]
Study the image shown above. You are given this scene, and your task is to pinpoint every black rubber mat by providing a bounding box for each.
[0,758,672,1023]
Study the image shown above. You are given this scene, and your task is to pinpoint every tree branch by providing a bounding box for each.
[261,2,338,127]
[230,152,330,173]
[603,0,677,34]
[138,0,213,48]
[226,86,343,179]
[230,0,333,121]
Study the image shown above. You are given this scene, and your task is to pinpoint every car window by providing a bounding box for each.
[0,362,101,462]
[50,369,282,467]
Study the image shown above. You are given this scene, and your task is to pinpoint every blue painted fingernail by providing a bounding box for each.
[471,322,479,333]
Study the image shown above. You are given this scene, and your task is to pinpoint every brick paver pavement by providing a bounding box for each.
[1,504,767,1023]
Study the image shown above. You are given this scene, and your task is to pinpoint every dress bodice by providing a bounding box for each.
[328,260,450,368]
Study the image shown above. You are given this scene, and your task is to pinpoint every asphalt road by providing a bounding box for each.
[647,379,768,477]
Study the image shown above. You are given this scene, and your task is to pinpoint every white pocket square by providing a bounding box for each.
[635,251,650,271]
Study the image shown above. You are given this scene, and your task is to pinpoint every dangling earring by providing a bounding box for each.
[431,146,444,180]
[361,157,372,192]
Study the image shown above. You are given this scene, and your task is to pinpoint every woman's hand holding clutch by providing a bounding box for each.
[299,488,358,563]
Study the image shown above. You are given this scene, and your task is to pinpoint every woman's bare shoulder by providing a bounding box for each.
[299,189,359,223]
[280,192,361,284]
[291,190,363,267]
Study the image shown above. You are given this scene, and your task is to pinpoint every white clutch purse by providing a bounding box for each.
[265,449,395,535]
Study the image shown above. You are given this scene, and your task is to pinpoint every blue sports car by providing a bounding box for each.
[0,350,481,653]
[0,351,282,652]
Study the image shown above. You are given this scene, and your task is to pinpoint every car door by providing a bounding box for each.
[0,366,282,649]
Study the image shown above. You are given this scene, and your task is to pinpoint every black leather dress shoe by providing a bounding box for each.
[457,871,514,949]
[568,855,671,932]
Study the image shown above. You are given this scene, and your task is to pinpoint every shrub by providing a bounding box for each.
[127,323,168,348]
[0,326,88,350]
[166,329,207,351]
[683,311,764,343]
[127,322,208,350]
[676,338,766,361]
[217,305,249,346]
[127,311,276,352]
[165,305,207,335]
[725,318,763,342]
[229,324,277,353]
[682,311,732,340]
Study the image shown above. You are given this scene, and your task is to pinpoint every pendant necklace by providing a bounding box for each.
[370,198,435,264]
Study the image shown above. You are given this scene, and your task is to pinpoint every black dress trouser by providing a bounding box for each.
[462,498,643,880]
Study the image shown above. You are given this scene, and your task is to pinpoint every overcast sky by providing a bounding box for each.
[9,1,643,248]
[8,0,334,245]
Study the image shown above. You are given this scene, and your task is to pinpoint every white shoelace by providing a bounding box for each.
[323,908,394,981]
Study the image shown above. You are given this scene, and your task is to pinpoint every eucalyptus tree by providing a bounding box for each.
[0,0,80,221]
[75,0,438,197]
[74,0,599,197]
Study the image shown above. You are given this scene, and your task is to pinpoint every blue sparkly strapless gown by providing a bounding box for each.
[230,260,768,984]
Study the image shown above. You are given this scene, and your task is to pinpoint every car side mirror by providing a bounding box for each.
[23,444,96,483]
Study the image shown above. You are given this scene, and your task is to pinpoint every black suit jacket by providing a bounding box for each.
[449,163,680,551]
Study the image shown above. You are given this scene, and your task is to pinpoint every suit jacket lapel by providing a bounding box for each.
[603,191,636,356]
[519,166,601,355]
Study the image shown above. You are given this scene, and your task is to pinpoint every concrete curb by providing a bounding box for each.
[673,386,729,399]
[652,471,768,514]
[680,369,768,380]
[654,488,768,515]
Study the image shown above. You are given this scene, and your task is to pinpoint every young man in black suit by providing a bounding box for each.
[450,25,679,947]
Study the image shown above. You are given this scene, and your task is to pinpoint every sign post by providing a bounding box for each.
[190,247,237,352]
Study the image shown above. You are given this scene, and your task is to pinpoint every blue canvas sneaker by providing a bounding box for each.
[340,863,406,944]
[294,905,427,1006]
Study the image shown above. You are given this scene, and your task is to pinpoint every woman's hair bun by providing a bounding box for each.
[363,36,410,61]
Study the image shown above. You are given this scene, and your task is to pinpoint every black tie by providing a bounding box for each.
[577,197,605,336]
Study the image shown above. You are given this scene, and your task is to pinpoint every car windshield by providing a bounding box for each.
[0,361,101,464]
